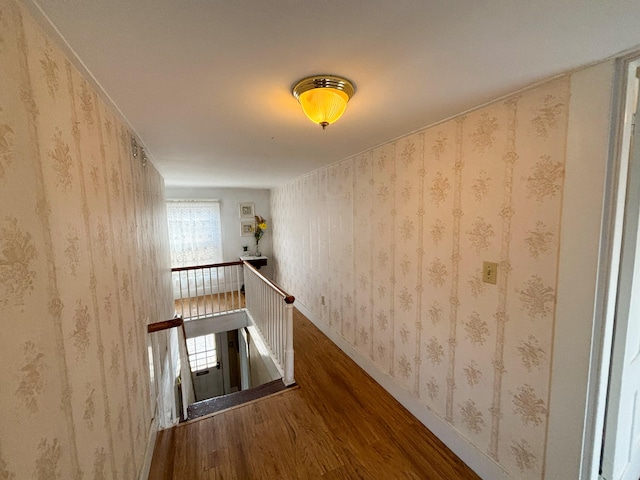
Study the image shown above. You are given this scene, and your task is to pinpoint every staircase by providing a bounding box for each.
[147,259,295,428]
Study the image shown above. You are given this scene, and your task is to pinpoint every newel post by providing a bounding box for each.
[283,302,295,386]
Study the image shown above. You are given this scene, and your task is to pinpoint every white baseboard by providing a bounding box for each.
[295,302,513,480]
[139,415,159,480]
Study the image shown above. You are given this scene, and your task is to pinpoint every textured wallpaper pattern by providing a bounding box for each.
[272,77,569,479]
[0,0,174,478]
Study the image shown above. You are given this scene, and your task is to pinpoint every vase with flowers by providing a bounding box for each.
[253,215,267,256]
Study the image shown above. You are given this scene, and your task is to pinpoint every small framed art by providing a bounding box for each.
[240,220,255,237]
[239,202,255,219]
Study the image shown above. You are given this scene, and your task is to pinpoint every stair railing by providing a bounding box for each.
[172,261,244,320]
[147,317,194,423]
[242,261,295,386]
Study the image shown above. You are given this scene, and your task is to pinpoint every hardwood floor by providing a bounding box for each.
[149,309,480,479]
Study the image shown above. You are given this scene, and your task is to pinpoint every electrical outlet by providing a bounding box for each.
[482,261,498,285]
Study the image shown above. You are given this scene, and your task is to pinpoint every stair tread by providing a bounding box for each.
[186,379,287,420]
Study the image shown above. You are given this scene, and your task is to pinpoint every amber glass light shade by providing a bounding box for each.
[292,75,355,129]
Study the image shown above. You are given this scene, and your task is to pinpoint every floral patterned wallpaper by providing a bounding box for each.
[0,0,174,478]
[272,76,570,479]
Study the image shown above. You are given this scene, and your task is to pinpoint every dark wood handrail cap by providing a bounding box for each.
[148,317,184,333]
[242,260,295,304]
[172,260,243,272]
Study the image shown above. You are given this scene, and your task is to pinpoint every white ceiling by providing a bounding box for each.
[31,0,640,189]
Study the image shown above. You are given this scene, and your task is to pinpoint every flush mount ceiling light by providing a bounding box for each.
[292,75,356,130]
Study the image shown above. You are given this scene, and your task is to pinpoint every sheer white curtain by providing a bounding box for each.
[167,200,223,299]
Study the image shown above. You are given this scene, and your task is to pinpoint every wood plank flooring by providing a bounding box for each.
[149,309,481,479]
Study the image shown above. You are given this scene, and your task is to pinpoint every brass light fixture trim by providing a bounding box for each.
[292,75,356,129]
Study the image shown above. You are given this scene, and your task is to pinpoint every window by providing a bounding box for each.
[167,200,223,300]
[186,334,218,371]
[166,200,223,268]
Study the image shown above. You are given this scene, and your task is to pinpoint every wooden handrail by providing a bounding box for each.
[171,260,243,273]
[147,316,195,419]
[147,317,184,333]
[242,261,295,304]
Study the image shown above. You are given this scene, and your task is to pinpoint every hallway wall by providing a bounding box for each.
[0,0,174,478]
[271,67,609,479]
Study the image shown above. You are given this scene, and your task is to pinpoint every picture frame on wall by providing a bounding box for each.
[240,220,255,237]
[239,202,255,219]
